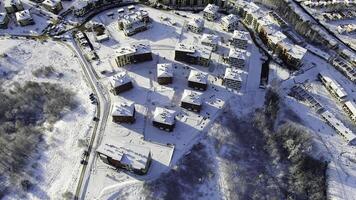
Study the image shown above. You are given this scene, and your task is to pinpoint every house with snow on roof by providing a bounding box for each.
[110,72,133,95]
[97,142,152,175]
[152,107,176,132]
[118,10,149,36]
[221,14,239,32]
[203,4,219,21]
[175,43,212,67]
[318,71,348,102]
[343,101,356,123]
[112,100,136,124]
[188,70,208,91]
[115,41,152,67]
[223,67,243,90]
[181,89,203,113]
[42,0,63,14]
[230,30,249,49]
[228,47,247,68]
[321,110,356,145]
[200,34,220,51]
[15,10,34,26]
[187,17,204,33]
[157,63,173,85]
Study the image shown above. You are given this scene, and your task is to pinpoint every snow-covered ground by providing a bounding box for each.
[0,38,95,199]
[80,5,265,199]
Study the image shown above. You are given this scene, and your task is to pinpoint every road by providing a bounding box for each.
[69,38,111,200]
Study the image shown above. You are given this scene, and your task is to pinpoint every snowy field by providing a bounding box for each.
[80,5,266,199]
[0,38,95,199]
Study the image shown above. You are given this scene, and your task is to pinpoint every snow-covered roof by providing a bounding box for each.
[269,31,287,45]
[321,110,356,143]
[112,100,135,117]
[341,49,356,62]
[194,45,213,59]
[224,67,243,81]
[116,45,136,57]
[288,44,307,60]
[229,48,247,60]
[175,43,195,53]
[97,142,150,170]
[4,0,22,7]
[344,101,356,117]
[153,107,175,126]
[15,10,32,21]
[188,70,208,84]
[201,34,220,45]
[42,0,61,7]
[221,14,238,25]
[203,4,219,14]
[116,41,151,57]
[110,72,132,87]
[232,30,249,40]
[319,71,347,99]
[131,41,151,55]
[0,13,7,23]
[181,89,203,106]
[240,1,260,14]
[157,63,173,78]
[188,17,204,29]
[175,43,212,59]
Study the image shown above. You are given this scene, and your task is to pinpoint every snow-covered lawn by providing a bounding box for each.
[0,38,94,199]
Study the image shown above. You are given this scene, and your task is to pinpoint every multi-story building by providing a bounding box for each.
[181,89,203,112]
[221,14,239,32]
[112,101,136,124]
[230,30,249,49]
[188,70,208,91]
[118,10,149,36]
[187,17,204,33]
[321,110,356,145]
[157,63,173,85]
[15,10,34,26]
[343,101,356,123]
[203,4,219,21]
[175,43,212,67]
[115,41,152,67]
[200,34,220,51]
[228,47,247,68]
[223,67,242,90]
[331,57,356,83]
[318,71,348,102]
[276,40,307,69]
[0,13,10,29]
[97,142,152,175]
[152,107,176,132]
[42,0,63,14]
[157,0,227,8]
[73,0,124,17]
[110,72,133,95]
[4,0,24,14]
